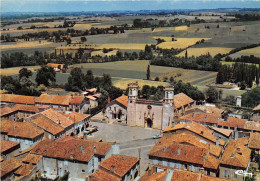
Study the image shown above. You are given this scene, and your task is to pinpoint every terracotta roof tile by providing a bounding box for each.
[180,112,221,125]
[91,169,120,181]
[249,133,260,150]
[244,121,260,132]
[253,104,260,111]
[209,127,233,137]
[31,137,116,163]
[174,93,194,110]
[163,122,225,146]
[171,169,200,181]
[21,154,42,164]
[0,158,21,178]
[111,95,128,108]
[99,155,139,177]
[220,137,251,168]
[1,140,20,154]
[39,108,74,128]
[14,164,36,176]
[139,170,167,181]
[30,116,64,136]
[1,120,44,139]
[0,104,40,117]
[69,96,85,104]
[0,90,8,94]
[1,94,36,105]
[86,95,97,101]
[155,133,221,158]
[36,94,70,106]
[217,117,247,129]
[203,155,220,170]
[47,63,64,68]
[200,175,230,181]
[87,88,97,93]
[65,112,90,124]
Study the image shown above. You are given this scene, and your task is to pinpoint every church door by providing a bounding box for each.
[147,118,153,128]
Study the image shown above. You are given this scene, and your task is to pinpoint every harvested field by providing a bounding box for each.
[176,47,233,57]
[113,79,169,89]
[156,38,211,49]
[91,50,117,57]
[1,66,41,76]
[0,41,53,50]
[228,46,260,58]
[175,26,188,31]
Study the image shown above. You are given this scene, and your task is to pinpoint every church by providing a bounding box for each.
[105,82,194,130]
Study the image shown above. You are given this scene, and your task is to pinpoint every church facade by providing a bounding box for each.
[127,83,174,130]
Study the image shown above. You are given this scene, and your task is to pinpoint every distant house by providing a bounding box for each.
[105,95,128,123]
[0,140,20,161]
[30,137,120,180]
[90,155,140,181]
[249,132,260,154]
[219,137,251,180]
[46,63,65,72]
[210,126,233,142]
[184,105,224,115]
[252,104,260,122]
[0,120,44,151]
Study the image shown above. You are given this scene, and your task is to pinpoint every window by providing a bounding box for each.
[98,157,102,162]
[82,170,85,173]
[224,170,229,178]
[234,172,237,178]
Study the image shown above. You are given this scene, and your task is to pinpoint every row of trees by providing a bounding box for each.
[151,54,221,71]
[216,63,260,89]
[224,55,260,64]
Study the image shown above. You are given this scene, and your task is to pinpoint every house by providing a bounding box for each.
[209,127,233,142]
[163,122,226,148]
[0,104,45,121]
[30,137,120,180]
[28,108,75,137]
[69,96,90,113]
[173,93,195,119]
[65,111,90,135]
[219,137,251,180]
[105,95,128,123]
[1,140,20,161]
[0,158,22,181]
[90,155,140,181]
[249,132,260,154]
[180,112,221,126]
[47,63,65,71]
[252,104,260,122]
[140,165,230,181]
[184,105,224,115]
[0,94,36,105]
[0,120,44,151]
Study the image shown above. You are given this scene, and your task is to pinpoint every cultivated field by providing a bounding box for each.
[1,66,41,76]
[228,46,260,58]
[176,47,233,57]
[113,79,169,89]
[0,41,53,50]
[156,38,211,49]
[91,50,118,57]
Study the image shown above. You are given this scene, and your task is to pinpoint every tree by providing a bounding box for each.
[80,36,87,42]
[65,68,85,91]
[185,50,188,59]
[85,70,94,88]
[242,87,260,108]
[146,64,150,80]
[19,68,32,79]
[205,87,218,103]
[35,66,56,86]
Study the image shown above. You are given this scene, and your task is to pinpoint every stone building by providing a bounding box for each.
[0,120,44,151]
[30,137,120,180]
[127,83,175,130]
[90,155,140,181]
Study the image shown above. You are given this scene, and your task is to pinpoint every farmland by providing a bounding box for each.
[156,38,211,49]
[177,47,233,57]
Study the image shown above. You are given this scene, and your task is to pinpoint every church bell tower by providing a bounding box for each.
[127,82,138,126]
[162,85,174,130]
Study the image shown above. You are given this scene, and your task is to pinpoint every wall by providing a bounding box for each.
[105,103,127,122]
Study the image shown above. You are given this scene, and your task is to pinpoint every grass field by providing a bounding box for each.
[175,26,188,31]
[156,38,211,49]
[0,41,53,50]
[113,79,169,89]
[176,47,233,57]
[0,66,41,76]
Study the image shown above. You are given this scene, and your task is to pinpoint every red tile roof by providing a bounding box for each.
[0,158,21,178]
[1,94,36,105]
[31,137,116,163]
[111,95,128,108]
[217,117,247,129]
[36,94,70,106]
[21,154,42,164]
[86,95,97,101]
[164,122,226,146]
[209,127,233,137]
[253,104,260,111]
[180,112,221,125]
[0,140,20,154]
[30,116,64,136]
[1,120,44,140]
[99,155,139,177]
[14,164,36,177]
[220,137,251,169]
[151,133,221,158]
[47,63,64,68]
[39,108,74,128]
[171,169,200,181]
[174,93,194,110]
[65,112,90,124]
[69,96,85,104]
[91,169,120,181]
[243,121,260,132]
[200,175,230,181]
[139,170,167,181]
[0,104,40,117]
[249,133,260,150]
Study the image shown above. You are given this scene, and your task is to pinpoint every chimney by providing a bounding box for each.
[148,169,152,176]
[93,146,96,153]
[110,166,115,172]
[216,137,219,146]
[177,148,181,155]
